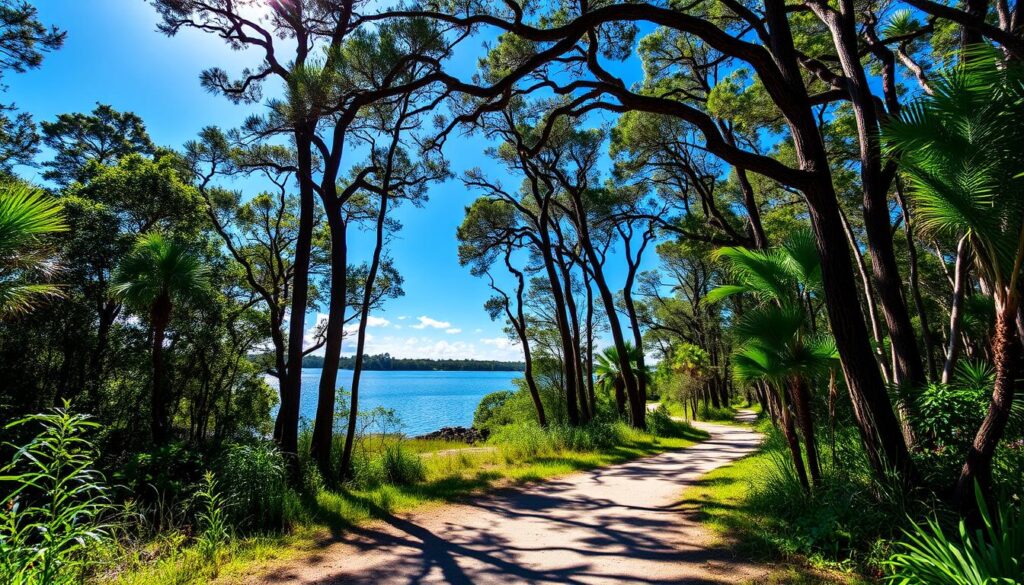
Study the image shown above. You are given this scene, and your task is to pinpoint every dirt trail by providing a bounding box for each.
[256,413,764,584]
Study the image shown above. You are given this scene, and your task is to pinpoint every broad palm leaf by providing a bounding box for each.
[0,184,67,316]
[882,50,1024,504]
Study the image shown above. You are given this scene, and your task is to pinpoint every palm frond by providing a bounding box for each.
[0,185,68,258]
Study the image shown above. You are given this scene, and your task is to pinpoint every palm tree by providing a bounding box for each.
[595,342,649,418]
[112,233,208,444]
[709,231,833,490]
[0,184,67,317]
[882,50,1024,510]
[730,304,838,491]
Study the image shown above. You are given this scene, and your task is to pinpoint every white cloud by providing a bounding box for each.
[397,316,409,321]
[365,316,391,328]
[411,315,452,330]
[445,328,462,335]
[474,328,483,334]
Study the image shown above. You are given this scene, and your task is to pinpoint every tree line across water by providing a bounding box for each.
[300,353,526,371]
[0,0,1022,583]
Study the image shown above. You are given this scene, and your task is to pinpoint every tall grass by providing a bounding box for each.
[885,487,1023,584]
[215,441,289,532]
[0,407,113,584]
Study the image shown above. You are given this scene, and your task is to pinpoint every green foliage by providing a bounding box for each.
[883,50,1024,290]
[491,421,623,460]
[351,443,426,488]
[735,426,915,570]
[886,488,1023,584]
[0,407,112,584]
[645,405,704,437]
[112,232,210,311]
[193,472,230,561]
[473,390,517,430]
[0,183,67,316]
[215,442,288,532]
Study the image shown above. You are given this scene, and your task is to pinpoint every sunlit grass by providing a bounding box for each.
[682,424,873,585]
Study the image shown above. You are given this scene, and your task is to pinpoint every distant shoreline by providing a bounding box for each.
[299,354,525,372]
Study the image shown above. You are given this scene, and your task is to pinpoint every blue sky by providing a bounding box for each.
[9,1,652,361]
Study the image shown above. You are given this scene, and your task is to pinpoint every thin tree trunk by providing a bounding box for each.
[839,206,891,383]
[537,218,580,426]
[776,387,810,493]
[340,185,389,480]
[585,269,597,416]
[791,377,822,486]
[896,183,937,381]
[570,192,644,429]
[942,236,971,384]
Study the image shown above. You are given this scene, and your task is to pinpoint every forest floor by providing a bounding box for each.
[237,416,770,584]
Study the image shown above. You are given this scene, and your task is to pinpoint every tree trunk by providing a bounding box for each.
[537,219,580,426]
[150,295,172,445]
[791,377,822,486]
[942,236,971,384]
[839,206,892,384]
[277,127,316,460]
[311,207,348,477]
[776,387,810,493]
[614,378,626,417]
[570,193,644,429]
[559,257,590,423]
[622,231,651,411]
[814,1,927,398]
[585,270,597,416]
[897,183,937,381]
[805,180,915,482]
[956,301,1020,511]
[507,260,547,427]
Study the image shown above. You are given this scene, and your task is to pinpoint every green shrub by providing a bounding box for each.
[473,390,516,430]
[745,427,906,568]
[696,402,736,422]
[116,441,205,501]
[0,407,113,584]
[351,443,425,488]
[886,488,1023,584]
[491,421,623,461]
[215,441,287,532]
[193,472,230,561]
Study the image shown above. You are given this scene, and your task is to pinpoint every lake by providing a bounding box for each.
[280,369,521,436]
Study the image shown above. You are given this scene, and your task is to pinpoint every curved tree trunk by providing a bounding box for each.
[956,301,1020,512]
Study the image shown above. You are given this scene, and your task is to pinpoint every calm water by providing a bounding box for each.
[275,369,520,436]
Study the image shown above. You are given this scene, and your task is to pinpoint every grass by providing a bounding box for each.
[682,420,875,585]
[108,420,708,584]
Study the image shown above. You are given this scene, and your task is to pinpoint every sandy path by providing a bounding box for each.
[256,414,763,584]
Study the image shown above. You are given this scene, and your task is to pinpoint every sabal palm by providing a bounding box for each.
[882,51,1024,505]
[595,342,649,416]
[710,231,833,490]
[0,185,67,317]
[112,233,208,444]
